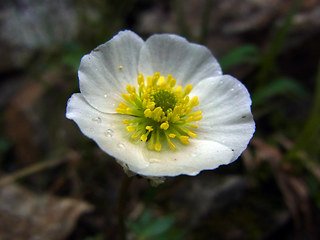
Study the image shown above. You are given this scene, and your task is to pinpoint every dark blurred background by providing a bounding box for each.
[0,0,320,239]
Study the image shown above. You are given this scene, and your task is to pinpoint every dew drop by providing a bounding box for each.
[230,88,235,91]
[103,94,108,98]
[117,143,125,149]
[91,117,102,123]
[104,129,113,137]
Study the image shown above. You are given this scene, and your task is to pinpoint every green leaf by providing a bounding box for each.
[252,77,307,106]
[220,45,259,70]
[139,216,175,238]
[61,42,85,71]
[130,211,153,233]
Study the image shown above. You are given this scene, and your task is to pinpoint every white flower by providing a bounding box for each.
[66,30,255,177]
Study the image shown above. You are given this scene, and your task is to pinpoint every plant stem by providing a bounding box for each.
[117,175,133,240]
[257,0,301,85]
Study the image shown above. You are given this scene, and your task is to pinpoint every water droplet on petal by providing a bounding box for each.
[230,88,234,91]
[104,129,113,137]
[91,117,102,123]
[103,94,108,98]
[117,143,125,149]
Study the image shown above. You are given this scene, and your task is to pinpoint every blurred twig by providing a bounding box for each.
[0,151,75,187]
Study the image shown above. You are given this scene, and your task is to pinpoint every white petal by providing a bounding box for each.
[66,93,150,170]
[138,140,234,176]
[138,34,222,86]
[66,93,235,177]
[79,30,144,113]
[192,75,255,161]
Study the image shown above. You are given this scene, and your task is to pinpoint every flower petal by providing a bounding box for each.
[191,75,255,161]
[66,93,150,170]
[138,140,234,176]
[138,34,222,86]
[66,94,235,177]
[79,30,144,113]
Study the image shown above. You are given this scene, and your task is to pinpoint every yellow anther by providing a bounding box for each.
[184,96,190,104]
[140,134,147,142]
[187,131,197,138]
[179,136,190,145]
[146,126,154,131]
[190,96,199,107]
[158,76,165,88]
[121,94,131,102]
[118,102,128,109]
[146,102,155,110]
[153,107,163,121]
[147,76,153,86]
[126,126,136,132]
[160,122,169,130]
[117,72,202,151]
[126,85,136,94]
[192,115,203,121]
[176,86,182,93]
[190,110,202,116]
[118,65,123,70]
[184,84,193,95]
[144,109,153,118]
[138,74,144,86]
[154,72,160,79]
[168,133,176,138]
[167,75,176,87]
[116,108,126,114]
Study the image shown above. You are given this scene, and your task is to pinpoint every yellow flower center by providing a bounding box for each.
[116,72,202,151]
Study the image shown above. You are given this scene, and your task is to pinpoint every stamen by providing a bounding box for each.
[179,136,190,145]
[160,122,169,130]
[116,72,202,151]
[126,126,136,132]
